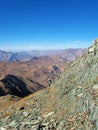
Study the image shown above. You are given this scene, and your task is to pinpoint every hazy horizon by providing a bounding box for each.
[0,47,86,53]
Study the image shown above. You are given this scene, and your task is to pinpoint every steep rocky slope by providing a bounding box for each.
[0,41,98,129]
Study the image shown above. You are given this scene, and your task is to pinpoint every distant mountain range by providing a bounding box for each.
[0,49,85,62]
[0,48,84,97]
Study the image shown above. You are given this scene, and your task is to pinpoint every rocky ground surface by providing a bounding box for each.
[0,41,98,129]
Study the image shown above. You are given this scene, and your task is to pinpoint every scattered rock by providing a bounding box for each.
[92,84,98,90]
[88,46,95,53]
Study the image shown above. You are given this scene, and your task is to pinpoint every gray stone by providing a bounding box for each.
[31,125,39,130]
[57,121,66,130]
[21,120,39,125]
[92,84,98,90]
[0,128,7,130]
[23,111,29,117]
[8,120,17,127]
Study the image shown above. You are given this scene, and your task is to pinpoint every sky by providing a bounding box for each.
[0,0,98,51]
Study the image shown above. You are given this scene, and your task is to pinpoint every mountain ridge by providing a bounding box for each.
[0,49,84,62]
[0,42,97,129]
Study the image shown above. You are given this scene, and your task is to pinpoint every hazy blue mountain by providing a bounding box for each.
[0,49,84,62]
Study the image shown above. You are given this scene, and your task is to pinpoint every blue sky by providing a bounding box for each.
[0,0,98,51]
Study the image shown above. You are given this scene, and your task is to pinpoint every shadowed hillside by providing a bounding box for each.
[0,74,45,97]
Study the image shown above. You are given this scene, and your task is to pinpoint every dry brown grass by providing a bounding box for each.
[0,95,17,111]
